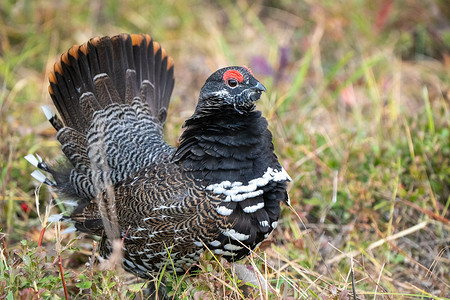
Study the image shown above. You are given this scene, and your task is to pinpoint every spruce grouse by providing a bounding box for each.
[26,34,291,278]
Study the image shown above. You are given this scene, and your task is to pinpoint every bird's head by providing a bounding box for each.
[196,66,266,115]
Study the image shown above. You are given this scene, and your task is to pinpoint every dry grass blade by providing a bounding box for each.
[326,221,429,264]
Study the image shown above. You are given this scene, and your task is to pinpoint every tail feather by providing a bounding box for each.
[158,50,175,124]
[41,105,64,131]
[93,74,122,106]
[125,70,139,104]
[78,92,99,124]
[30,170,56,186]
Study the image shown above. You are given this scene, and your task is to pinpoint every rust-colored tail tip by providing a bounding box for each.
[48,33,175,96]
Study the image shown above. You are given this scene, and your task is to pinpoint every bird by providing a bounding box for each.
[25,33,291,278]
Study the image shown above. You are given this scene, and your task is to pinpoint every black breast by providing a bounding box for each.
[173,109,290,261]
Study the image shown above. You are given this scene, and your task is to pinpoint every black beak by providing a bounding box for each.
[253,81,266,93]
[247,81,266,103]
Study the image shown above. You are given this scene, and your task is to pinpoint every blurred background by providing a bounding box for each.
[1,0,449,299]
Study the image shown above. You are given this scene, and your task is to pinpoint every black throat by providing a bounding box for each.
[172,108,278,185]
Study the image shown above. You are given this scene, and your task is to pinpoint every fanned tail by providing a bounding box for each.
[26,34,176,218]
[48,33,175,134]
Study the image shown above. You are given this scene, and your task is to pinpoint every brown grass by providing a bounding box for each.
[1,0,449,299]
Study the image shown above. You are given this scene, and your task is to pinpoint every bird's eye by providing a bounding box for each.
[227,78,238,88]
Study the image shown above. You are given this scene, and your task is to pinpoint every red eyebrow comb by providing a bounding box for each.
[243,65,253,76]
[223,69,244,82]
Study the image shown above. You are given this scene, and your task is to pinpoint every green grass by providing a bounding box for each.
[1,0,449,299]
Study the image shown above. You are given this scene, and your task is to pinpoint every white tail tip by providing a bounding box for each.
[24,154,41,167]
[63,200,78,207]
[41,105,55,121]
[35,153,43,162]
[61,226,77,234]
[48,214,63,222]
[93,73,108,81]
[30,170,47,183]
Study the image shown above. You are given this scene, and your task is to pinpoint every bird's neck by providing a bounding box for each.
[172,109,278,185]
